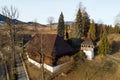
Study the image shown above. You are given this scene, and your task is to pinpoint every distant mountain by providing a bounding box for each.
[0,14,25,25]
[27,21,47,27]
[65,21,74,26]
[0,14,8,21]
[0,14,47,27]
[0,21,4,25]
[53,21,74,26]
[27,22,41,25]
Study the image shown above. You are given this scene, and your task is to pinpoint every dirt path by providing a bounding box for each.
[0,61,6,80]
[15,53,28,80]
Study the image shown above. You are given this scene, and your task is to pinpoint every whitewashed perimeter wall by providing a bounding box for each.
[26,53,68,72]
[44,62,68,72]
[27,53,41,68]
[28,58,41,68]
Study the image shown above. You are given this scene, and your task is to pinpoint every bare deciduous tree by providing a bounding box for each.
[1,5,19,79]
[47,17,54,30]
[33,20,39,34]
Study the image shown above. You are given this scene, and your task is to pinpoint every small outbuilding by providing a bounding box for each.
[81,38,95,60]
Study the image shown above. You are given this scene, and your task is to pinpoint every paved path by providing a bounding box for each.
[15,53,27,80]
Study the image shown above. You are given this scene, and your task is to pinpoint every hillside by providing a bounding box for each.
[53,33,120,80]
[0,14,24,24]
[53,21,74,26]
[23,33,120,80]
[0,14,8,21]
[108,34,120,57]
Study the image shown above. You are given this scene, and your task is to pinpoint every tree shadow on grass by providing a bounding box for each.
[110,41,120,55]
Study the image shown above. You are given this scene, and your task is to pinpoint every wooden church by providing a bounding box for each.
[26,34,74,72]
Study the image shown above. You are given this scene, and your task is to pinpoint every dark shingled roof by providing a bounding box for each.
[27,34,74,57]
[81,38,94,46]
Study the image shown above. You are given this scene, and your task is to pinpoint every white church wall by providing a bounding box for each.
[26,53,69,72]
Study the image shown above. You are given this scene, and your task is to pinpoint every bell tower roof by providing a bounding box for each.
[81,38,94,46]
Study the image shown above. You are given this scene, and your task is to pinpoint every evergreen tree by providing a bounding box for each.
[88,20,96,41]
[106,25,114,34]
[72,8,82,47]
[96,23,104,39]
[114,24,120,33]
[64,24,69,40]
[57,12,65,38]
[98,30,109,55]
[73,8,82,38]
[82,10,90,37]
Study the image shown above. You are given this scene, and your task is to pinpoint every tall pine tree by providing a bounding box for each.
[73,8,82,39]
[98,30,109,55]
[82,10,90,37]
[88,20,96,41]
[72,8,82,47]
[57,12,65,38]
[114,24,120,33]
